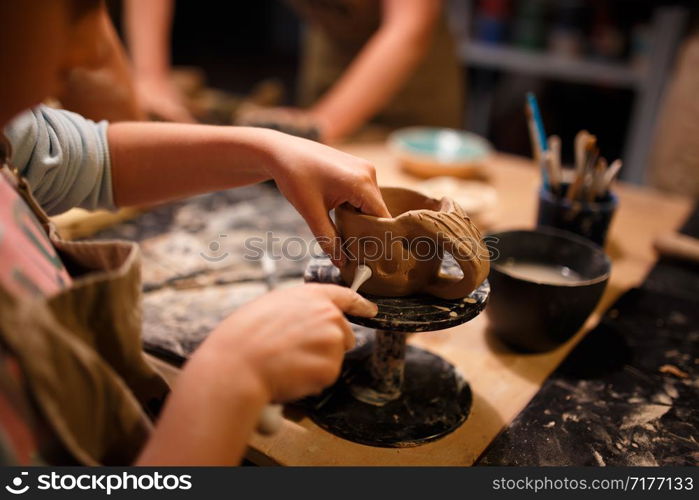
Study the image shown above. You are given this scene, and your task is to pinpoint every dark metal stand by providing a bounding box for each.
[302,257,489,448]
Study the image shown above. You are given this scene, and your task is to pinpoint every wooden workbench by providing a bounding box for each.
[247,143,693,466]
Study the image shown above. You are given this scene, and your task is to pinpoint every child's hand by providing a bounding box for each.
[197,284,377,402]
[263,131,391,266]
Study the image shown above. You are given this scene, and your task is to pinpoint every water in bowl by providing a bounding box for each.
[497,259,583,285]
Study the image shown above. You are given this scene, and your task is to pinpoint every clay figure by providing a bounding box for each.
[336,187,489,299]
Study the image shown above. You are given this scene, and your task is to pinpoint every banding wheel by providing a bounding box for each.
[301,257,489,447]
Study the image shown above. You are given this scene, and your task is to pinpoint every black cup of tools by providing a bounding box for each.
[537,184,618,247]
[486,228,611,352]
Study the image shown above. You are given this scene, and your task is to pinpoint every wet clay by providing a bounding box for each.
[336,187,489,299]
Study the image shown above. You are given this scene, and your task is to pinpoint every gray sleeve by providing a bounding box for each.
[3,105,115,215]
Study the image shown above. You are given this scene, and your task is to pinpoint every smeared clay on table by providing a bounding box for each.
[92,184,314,356]
[335,187,489,299]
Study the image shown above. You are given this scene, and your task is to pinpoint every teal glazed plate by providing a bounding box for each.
[388,127,493,179]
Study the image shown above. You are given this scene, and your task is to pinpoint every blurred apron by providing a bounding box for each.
[0,149,169,465]
[292,0,464,130]
[648,30,699,197]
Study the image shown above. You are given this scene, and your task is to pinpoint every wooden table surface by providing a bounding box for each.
[247,142,693,466]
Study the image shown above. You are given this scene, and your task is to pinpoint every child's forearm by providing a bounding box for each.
[108,123,279,207]
[109,122,389,262]
[136,350,269,465]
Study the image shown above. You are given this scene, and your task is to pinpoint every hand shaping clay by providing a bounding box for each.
[336,187,489,299]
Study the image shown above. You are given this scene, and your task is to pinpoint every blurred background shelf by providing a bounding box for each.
[451,0,691,185]
[460,41,642,88]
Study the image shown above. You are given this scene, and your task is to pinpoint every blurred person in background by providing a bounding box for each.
[123,0,464,143]
[53,4,144,122]
[122,0,196,123]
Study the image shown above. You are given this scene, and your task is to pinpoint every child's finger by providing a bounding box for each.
[352,187,390,219]
[304,207,345,267]
[315,284,378,318]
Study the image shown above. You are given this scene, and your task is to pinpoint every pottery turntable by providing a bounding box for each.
[301,257,489,447]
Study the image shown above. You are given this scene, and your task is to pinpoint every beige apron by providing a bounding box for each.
[293,0,465,130]
[0,147,169,465]
[648,30,699,197]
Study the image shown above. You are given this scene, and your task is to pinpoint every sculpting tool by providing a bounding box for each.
[567,132,596,202]
[256,253,284,435]
[582,140,599,202]
[548,135,562,194]
[589,157,608,202]
[654,232,699,263]
[598,159,622,196]
[350,264,373,292]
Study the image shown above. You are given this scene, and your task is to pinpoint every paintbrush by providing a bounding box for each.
[568,130,588,201]
[589,157,608,202]
[567,132,596,202]
[597,159,622,197]
[547,135,562,195]
[525,93,549,188]
[582,138,599,202]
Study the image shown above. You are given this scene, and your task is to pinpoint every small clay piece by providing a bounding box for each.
[335,187,489,299]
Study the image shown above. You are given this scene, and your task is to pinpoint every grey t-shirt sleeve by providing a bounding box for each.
[3,105,114,215]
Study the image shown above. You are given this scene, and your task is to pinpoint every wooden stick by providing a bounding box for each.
[548,135,562,194]
[540,150,555,194]
[654,232,699,263]
[574,131,588,173]
[568,132,595,202]
[599,159,623,196]
[591,157,608,201]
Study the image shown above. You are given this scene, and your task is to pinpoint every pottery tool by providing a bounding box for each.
[653,232,699,263]
[350,264,372,292]
[567,130,589,201]
[547,135,562,194]
[589,157,608,201]
[597,159,622,197]
[526,93,549,153]
[539,151,555,196]
[257,253,285,435]
[567,132,597,202]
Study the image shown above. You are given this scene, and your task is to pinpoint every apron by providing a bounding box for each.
[0,141,169,465]
[648,30,699,197]
[292,0,465,130]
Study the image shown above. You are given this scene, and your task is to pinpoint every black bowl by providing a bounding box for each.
[485,228,611,352]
